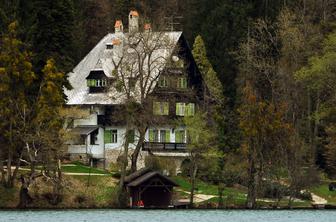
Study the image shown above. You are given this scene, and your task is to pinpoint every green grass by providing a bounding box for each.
[61,163,109,174]
[20,162,110,175]
[310,181,336,205]
[172,176,247,207]
[172,176,312,208]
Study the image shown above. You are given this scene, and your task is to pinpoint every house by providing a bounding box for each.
[124,168,178,208]
[64,10,206,170]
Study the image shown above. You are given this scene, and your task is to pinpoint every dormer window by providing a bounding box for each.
[86,70,108,93]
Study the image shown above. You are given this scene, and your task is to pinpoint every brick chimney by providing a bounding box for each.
[115,20,123,33]
[144,23,151,32]
[129,10,139,33]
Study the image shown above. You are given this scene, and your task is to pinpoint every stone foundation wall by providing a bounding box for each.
[104,148,148,170]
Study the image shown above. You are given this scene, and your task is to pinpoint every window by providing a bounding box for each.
[104,129,118,143]
[153,102,169,115]
[186,103,195,116]
[128,129,135,143]
[87,79,107,87]
[177,77,187,89]
[106,44,113,50]
[90,132,98,145]
[102,79,107,87]
[176,102,185,116]
[175,130,186,143]
[160,130,170,143]
[158,76,168,88]
[176,103,195,116]
[111,130,117,143]
[149,129,159,142]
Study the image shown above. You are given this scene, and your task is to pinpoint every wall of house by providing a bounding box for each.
[104,126,139,150]
[73,106,104,126]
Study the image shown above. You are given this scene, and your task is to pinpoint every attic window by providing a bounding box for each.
[106,43,114,50]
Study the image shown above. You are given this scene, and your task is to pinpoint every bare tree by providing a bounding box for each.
[106,25,178,190]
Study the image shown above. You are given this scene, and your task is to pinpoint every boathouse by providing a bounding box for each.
[124,168,178,208]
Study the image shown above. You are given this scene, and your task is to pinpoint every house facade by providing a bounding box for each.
[64,10,205,170]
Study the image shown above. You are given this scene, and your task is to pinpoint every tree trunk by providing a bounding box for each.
[189,161,197,208]
[246,142,257,209]
[130,128,146,173]
[119,127,130,190]
[312,91,321,162]
[6,150,13,188]
[218,182,224,208]
[18,175,33,208]
[0,150,5,184]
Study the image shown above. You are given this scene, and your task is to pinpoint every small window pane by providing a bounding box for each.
[111,130,117,143]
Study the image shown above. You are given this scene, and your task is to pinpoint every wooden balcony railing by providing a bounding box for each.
[142,142,187,152]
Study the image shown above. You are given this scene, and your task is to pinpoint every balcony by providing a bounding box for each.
[142,142,187,152]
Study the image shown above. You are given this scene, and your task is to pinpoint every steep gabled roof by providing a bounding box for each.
[65,31,182,105]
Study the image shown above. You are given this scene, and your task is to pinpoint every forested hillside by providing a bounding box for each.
[1,0,336,209]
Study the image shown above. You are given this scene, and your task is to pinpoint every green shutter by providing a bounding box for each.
[186,103,195,116]
[190,103,195,116]
[176,103,179,115]
[176,130,185,143]
[175,130,181,143]
[153,102,159,115]
[149,130,154,142]
[104,130,111,143]
[165,130,170,142]
[163,102,169,115]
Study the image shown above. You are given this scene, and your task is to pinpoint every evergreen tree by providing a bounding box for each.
[30,0,75,75]
[192,35,224,102]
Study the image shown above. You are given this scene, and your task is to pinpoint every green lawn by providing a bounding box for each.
[172,176,247,207]
[172,176,312,208]
[310,181,336,205]
[20,162,109,175]
[61,163,109,174]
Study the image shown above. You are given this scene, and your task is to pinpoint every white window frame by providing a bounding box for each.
[111,129,117,143]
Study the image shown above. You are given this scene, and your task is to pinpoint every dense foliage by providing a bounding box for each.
[0,0,336,208]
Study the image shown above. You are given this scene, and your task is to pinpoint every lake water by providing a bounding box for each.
[0,210,336,222]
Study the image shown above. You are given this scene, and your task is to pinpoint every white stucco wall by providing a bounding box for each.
[104,126,139,150]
